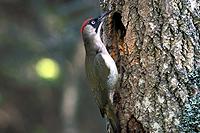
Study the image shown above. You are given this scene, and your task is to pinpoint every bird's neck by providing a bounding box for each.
[84,35,107,55]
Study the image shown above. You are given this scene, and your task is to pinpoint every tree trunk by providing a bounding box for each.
[102,0,200,132]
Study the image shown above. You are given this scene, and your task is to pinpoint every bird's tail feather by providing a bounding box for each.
[105,103,120,133]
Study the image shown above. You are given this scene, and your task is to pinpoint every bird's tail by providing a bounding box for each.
[105,103,120,133]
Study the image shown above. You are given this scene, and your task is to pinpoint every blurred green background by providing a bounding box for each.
[0,0,106,133]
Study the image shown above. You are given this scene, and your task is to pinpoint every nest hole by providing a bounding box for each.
[111,12,126,39]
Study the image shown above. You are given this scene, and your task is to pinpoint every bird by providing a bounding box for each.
[81,11,120,133]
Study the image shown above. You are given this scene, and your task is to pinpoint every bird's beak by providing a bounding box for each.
[96,11,112,34]
[98,10,112,22]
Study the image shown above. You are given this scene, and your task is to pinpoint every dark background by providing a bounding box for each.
[0,0,106,133]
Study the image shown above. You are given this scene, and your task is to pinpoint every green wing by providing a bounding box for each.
[93,53,110,84]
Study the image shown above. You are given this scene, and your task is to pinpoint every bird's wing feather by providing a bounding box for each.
[94,53,110,83]
[93,53,111,111]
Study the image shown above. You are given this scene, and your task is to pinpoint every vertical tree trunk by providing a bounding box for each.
[102,0,200,132]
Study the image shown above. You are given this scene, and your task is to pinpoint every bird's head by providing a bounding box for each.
[81,11,111,39]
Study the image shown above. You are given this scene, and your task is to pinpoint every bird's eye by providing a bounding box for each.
[91,21,95,25]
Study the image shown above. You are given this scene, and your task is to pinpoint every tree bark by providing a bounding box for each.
[102,0,200,132]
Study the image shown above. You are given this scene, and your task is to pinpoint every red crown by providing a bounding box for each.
[80,18,92,33]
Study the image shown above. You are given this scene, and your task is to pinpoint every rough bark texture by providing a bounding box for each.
[101,0,200,132]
